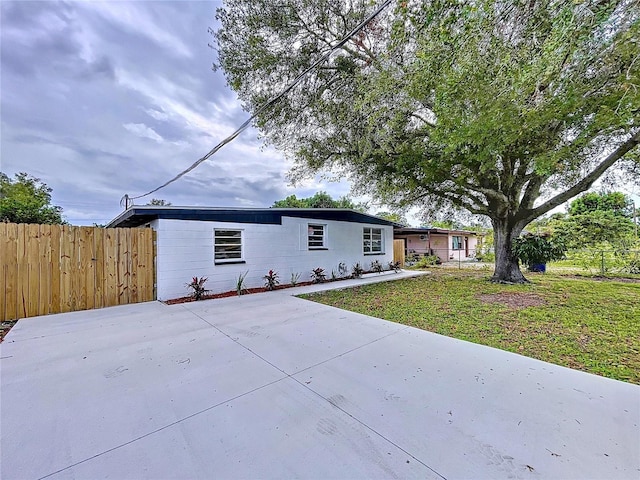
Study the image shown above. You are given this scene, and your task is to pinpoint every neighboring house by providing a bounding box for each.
[394,227,482,262]
[107,206,396,300]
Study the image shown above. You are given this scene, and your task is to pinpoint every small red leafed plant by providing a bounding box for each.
[186,276,209,300]
[263,270,280,291]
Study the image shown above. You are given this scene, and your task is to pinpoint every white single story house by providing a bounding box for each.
[394,227,482,262]
[107,206,397,300]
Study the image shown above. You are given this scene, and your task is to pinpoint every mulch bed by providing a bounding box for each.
[477,292,546,309]
[1,321,18,343]
[164,281,316,305]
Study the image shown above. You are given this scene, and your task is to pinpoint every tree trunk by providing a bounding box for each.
[491,218,528,284]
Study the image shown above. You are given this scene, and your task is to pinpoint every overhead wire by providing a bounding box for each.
[122,0,394,206]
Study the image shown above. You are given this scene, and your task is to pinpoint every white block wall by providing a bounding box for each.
[152,217,394,300]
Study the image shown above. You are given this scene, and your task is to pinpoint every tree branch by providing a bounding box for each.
[529,130,640,219]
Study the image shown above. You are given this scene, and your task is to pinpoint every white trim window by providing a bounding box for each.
[214,229,243,263]
[363,227,384,254]
[308,224,326,249]
[452,235,463,250]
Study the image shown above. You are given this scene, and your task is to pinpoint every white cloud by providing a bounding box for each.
[77,1,193,58]
[117,69,238,139]
[123,123,164,143]
[145,108,170,121]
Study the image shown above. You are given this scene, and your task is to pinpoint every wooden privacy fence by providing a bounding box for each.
[0,224,155,322]
[393,239,405,267]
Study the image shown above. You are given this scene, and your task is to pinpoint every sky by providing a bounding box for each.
[1,1,638,227]
[0,0,360,226]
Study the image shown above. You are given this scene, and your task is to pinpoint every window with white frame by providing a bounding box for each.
[452,235,463,250]
[214,229,243,262]
[308,224,326,249]
[363,227,384,254]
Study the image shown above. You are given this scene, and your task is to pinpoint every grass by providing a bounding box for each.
[301,269,640,384]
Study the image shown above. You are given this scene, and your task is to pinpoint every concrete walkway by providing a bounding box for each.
[1,271,638,479]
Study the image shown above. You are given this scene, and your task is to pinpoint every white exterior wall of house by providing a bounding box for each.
[152,216,394,300]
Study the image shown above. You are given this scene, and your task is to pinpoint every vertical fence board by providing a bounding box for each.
[94,229,105,309]
[136,229,146,302]
[38,225,52,316]
[139,229,151,302]
[123,229,132,305]
[0,224,8,321]
[50,225,61,313]
[27,225,40,318]
[130,230,139,304]
[105,229,118,306]
[83,227,96,310]
[70,226,80,311]
[60,225,72,313]
[151,230,157,301]
[142,228,155,302]
[17,224,28,319]
[76,227,88,311]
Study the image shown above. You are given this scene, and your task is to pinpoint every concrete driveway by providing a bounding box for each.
[1,272,639,479]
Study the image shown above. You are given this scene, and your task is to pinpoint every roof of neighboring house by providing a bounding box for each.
[107,206,401,228]
[394,227,483,236]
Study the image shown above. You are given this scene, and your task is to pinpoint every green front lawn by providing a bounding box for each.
[301,270,640,384]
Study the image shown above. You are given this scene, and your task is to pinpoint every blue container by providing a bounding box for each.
[530,263,546,273]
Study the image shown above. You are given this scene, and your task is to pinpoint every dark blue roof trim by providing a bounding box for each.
[107,207,397,228]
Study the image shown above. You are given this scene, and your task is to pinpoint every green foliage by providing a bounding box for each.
[236,271,249,295]
[558,246,640,275]
[551,211,635,248]
[263,269,279,290]
[147,199,172,206]
[272,191,367,211]
[544,192,636,248]
[214,0,640,283]
[375,211,408,225]
[0,172,64,224]
[290,272,301,286]
[513,234,567,269]
[414,255,440,269]
[477,252,496,263]
[186,276,209,300]
[568,192,632,218]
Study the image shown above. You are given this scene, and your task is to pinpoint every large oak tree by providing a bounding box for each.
[214,0,640,282]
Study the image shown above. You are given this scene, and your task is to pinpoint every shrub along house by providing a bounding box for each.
[394,227,482,263]
[107,206,397,300]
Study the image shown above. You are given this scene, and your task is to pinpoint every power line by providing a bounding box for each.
[122,0,394,207]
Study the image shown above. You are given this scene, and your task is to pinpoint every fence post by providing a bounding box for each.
[601,250,605,276]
